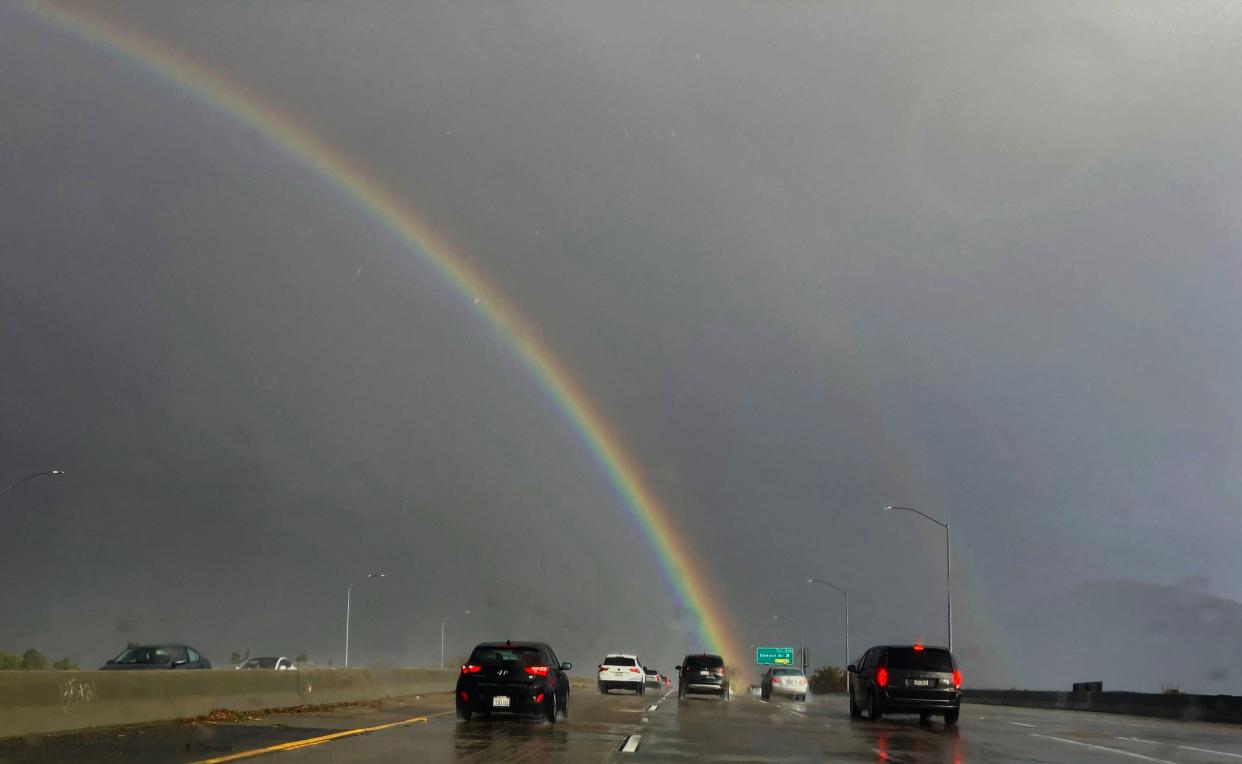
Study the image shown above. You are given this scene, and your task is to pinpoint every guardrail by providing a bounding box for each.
[964,689,1242,724]
[0,667,458,740]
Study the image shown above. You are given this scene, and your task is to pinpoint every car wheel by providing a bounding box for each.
[919,712,931,723]
[638,683,645,696]
[944,708,960,726]
[599,683,607,694]
[849,689,862,718]
[560,689,569,719]
[456,702,472,722]
[869,689,883,720]
[544,691,557,723]
[721,686,731,702]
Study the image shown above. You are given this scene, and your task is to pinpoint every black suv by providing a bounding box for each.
[848,644,961,725]
[676,653,730,700]
[455,641,572,723]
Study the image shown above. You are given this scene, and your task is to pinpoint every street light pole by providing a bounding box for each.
[884,506,951,651]
[441,610,471,670]
[0,469,64,497]
[344,572,385,668]
[806,578,849,675]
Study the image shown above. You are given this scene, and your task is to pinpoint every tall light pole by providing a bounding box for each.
[0,469,64,497]
[884,505,951,651]
[806,578,849,674]
[772,614,805,672]
[441,610,470,670]
[345,572,385,668]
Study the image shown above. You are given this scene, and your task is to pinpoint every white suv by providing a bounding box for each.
[598,654,646,695]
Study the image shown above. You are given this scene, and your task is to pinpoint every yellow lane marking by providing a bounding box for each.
[192,714,437,763]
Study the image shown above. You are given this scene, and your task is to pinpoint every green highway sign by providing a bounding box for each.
[755,646,795,666]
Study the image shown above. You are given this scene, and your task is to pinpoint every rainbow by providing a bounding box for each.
[24,1,743,664]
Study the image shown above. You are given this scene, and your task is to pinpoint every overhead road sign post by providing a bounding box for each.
[755,647,795,666]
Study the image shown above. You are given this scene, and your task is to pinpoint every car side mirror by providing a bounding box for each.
[674,666,681,671]
[561,662,572,671]
[847,664,857,673]
[106,659,115,665]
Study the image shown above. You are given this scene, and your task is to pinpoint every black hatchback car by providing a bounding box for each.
[100,644,211,670]
[848,644,961,725]
[676,653,730,700]
[456,641,572,723]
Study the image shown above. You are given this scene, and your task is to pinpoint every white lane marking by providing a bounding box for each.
[647,704,658,711]
[758,699,768,704]
[620,734,642,753]
[1005,721,1036,728]
[790,710,807,719]
[1179,745,1242,760]
[1119,737,1242,759]
[1030,734,1178,763]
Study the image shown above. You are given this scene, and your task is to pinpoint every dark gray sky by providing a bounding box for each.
[3,1,1240,691]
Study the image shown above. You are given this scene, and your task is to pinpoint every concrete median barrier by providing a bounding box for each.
[965,689,1242,724]
[0,667,457,740]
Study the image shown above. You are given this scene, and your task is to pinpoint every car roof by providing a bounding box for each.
[128,644,190,649]
[474,641,550,650]
[682,653,724,659]
[604,653,638,658]
[877,644,951,651]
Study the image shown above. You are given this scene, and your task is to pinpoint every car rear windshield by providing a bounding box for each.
[469,646,544,665]
[684,655,724,669]
[603,656,637,666]
[886,648,954,671]
[773,668,803,676]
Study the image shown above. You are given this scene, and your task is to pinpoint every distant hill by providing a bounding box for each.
[1007,580,1240,694]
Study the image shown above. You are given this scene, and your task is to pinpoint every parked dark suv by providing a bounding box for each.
[455,641,572,723]
[848,644,961,725]
[676,653,730,700]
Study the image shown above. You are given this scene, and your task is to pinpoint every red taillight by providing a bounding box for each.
[459,690,469,702]
[525,666,550,677]
[534,692,544,703]
[461,664,482,674]
[952,670,962,689]
[599,665,607,672]
[771,677,781,685]
[629,667,642,674]
[913,644,924,652]
[877,667,888,688]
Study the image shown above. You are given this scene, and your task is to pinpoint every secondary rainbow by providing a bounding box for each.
[26,1,742,663]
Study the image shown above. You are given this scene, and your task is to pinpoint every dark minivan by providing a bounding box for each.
[676,653,730,700]
[455,641,572,723]
[848,644,960,725]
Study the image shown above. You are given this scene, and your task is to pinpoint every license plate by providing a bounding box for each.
[701,671,712,676]
[492,696,510,708]
[912,679,930,687]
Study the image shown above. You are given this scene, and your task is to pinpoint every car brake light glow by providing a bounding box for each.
[953,670,962,689]
[461,664,482,674]
[772,677,780,684]
[877,667,888,688]
[534,692,544,703]
[525,666,550,677]
[459,691,469,702]
[913,644,924,651]
[629,667,642,673]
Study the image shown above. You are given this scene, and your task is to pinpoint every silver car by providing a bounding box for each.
[761,667,808,701]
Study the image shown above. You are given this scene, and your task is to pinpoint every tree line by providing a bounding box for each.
[0,648,78,671]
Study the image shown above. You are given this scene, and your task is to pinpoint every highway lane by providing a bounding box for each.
[3,684,1241,762]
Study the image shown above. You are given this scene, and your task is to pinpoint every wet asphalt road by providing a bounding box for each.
[2,686,1241,763]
